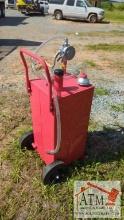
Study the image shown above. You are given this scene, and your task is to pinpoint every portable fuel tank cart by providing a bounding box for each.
[20,38,94,184]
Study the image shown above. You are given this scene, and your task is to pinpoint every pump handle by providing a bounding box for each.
[20,48,53,111]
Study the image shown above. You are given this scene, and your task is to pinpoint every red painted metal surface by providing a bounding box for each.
[20,48,53,111]
[30,75,94,165]
[20,49,94,165]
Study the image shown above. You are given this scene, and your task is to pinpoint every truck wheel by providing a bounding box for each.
[19,131,34,150]
[88,14,97,23]
[20,10,26,14]
[1,8,5,18]
[42,161,65,184]
[41,8,45,16]
[54,10,63,20]
[25,10,30,16]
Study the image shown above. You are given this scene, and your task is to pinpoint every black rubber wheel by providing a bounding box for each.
[25,10,30,16]
[54,10,63,20]
[19,131,34,150]
[40,8,44,16]
[20,10,26,14]
[42,161,65,184]
[88,14,97,23]
[1,8,5,18]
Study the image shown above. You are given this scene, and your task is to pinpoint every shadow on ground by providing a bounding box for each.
[86,126,124,163]
[60,17,110,24]
[63,127,124,181]
[0,16,28,26]
[27,13,46,17]
[0,39,41,47]
[0,39,41,60]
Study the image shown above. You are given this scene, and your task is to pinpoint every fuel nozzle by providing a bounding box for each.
[59,38,75,61]
[52,38,75,70]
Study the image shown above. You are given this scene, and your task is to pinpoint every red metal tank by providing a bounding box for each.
[20,46,94,184]
[30,74,94,165]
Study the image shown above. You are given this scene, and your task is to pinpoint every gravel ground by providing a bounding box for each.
[90,71,124,127]
[92,86,124,127]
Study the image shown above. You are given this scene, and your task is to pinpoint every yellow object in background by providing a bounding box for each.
[16,0,26,7]
[16,0,33,7]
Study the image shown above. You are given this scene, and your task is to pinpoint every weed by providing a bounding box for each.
[95,88,109,96]
[0,91,31,141]
[10,167,22,183]
[105,10,124,23]
[67,30,124,37]
[89,119,102,132]
[84,60,97,67]
[111,104,124,112]
[2,184,13,197]
[101,1,113,10]
[111,30,124,36]
[113,3,124,11]
[86,43,124,51]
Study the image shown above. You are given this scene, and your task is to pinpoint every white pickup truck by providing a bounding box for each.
[49,0,104,23]
[0,0,5,17]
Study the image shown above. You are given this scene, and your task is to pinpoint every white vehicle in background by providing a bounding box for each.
[0,0,5,17]
[5,0,16,9]
[39,0,49,14]
[48,0,104,23]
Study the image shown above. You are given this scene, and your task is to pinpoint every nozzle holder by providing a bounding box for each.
[54,69,64,76]
[54,69,64,92]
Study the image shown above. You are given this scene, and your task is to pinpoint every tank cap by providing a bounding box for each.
[77,73,90,86]
[54,69,64,76]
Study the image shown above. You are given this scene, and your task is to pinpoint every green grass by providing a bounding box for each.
[111,30,124,35]
[100,1,124,22]
[105,10,124,23]
[111,104,124,112]
[102,2,124,11]
[95,87,109,96]
[113,3,124,11]
[67,30,124,37]
[84,60,97,67]
[86,43,124,51]
[1,119,124,219]
[101,1,114,10]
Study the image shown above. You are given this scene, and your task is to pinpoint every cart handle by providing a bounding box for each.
[20,48,53,111]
